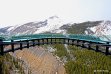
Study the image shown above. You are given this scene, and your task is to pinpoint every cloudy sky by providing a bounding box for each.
[0,0,111,28]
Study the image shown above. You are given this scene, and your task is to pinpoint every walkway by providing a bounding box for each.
[0,34,111,55]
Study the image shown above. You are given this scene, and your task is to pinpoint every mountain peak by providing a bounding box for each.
[49,16,59,19]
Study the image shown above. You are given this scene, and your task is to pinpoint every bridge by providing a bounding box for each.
[0,34,111,55]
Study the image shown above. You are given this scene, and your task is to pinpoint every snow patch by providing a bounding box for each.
[88,21,111,41]
[7,24,22,31]
[34,16,64,34]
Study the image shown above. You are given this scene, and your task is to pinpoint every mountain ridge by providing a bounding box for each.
[0,16,111,41]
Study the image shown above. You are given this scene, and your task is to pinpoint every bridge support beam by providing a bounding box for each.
[82,41,85,48]
[76,40,80,46]
[68,39,70,45]
[55,38,56,44]
[42,39,44,45]
[95,43,99,52]
[37,39,40,46]
[51,38,52,44]
[72,39,74,45]
[88,41,91,50]
[106,42,109,55]
[46,39,48,44]
[0,39,4,55]
[59,38,61,43]
[11,40,14,52]
[63,38,65,44]
[20,41,23,50]
[32,40,35,47]
[26,40,29,48]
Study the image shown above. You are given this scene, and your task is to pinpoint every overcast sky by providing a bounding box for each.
[0,0,111,28]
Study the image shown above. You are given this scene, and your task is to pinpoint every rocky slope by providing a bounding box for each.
[10,46,66,74]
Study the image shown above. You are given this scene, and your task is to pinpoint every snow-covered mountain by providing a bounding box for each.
[86,21,111,41]
[34,16,64,34]
[0,16,65,36]
[0,16,111,41]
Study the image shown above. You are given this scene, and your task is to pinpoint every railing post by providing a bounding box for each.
[106,42,109,55]
[11,40,14,52]
[20,41,22,50]
[0,39,4,55]
[26,40,29,48]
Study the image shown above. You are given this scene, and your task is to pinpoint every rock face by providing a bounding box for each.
[10,46,66,74]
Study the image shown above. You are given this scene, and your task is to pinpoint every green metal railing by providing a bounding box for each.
[0,34,111,55]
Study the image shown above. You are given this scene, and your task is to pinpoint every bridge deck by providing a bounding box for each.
[0,34,111,55]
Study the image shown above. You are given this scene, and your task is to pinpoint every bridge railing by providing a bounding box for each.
[0,34,111,55]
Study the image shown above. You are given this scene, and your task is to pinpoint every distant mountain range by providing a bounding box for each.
[0,16,65,36]
[0,16,111,41]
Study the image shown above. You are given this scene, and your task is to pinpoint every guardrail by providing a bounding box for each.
[0,37,111,55]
